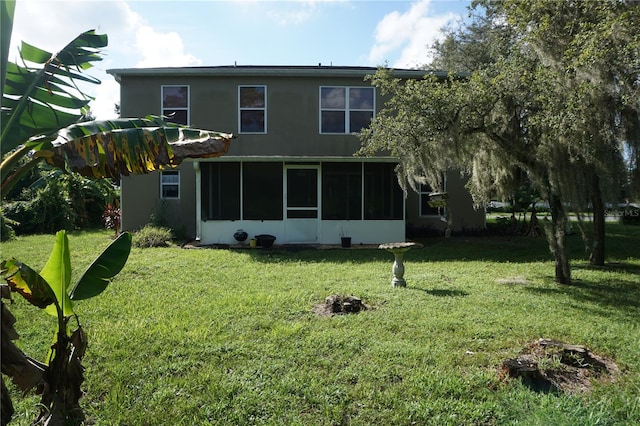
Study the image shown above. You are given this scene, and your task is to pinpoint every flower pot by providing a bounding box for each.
[249,238,257,248]
[341,237,351,248]
[255,234,276,248]
[233,229,248,242]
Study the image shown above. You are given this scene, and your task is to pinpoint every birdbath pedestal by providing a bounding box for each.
[378,242,424,287]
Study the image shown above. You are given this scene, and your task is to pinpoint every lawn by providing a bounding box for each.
[2,224,639,425]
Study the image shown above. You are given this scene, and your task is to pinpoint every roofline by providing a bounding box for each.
[106,65,452,82]
[187,155,400,163]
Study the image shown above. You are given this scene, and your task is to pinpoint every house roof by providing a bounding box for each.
[106,65,449,82]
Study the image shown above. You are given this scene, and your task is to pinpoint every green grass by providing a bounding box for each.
[2,225,639,425]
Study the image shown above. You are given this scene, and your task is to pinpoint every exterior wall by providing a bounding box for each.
[120,173,158,232]
[118,73,380,158]
[199,217,404,246]
[120,162,197,238]
[405,172,486,234]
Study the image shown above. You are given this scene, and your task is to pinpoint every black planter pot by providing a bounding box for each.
[341,237,351,248]
[255,234,276,248]
[233,230,248,242]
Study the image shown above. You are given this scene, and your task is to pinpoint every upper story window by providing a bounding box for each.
[160,170,180,199]
[162,85,189,125]
[239,85,266,133]
[320,86,375,134]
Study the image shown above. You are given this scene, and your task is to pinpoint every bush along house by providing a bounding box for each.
[107,65,485,246]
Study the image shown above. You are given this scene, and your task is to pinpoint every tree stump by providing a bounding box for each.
[500,338,619,394]
[315,295,367,316]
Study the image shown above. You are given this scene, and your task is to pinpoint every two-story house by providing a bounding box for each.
[106,65,484,246]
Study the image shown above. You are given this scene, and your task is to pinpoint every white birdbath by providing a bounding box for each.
[378,242,424,287]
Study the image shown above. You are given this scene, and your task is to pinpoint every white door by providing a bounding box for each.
[285,166,319,243]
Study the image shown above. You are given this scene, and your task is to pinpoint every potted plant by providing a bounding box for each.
[339,228,351,248]
[233,229,248,242]
[255,234,276,248]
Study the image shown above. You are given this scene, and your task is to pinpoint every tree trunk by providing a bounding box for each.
[589,174,606,266]
[548,193,572,285]
[526,204,542,237]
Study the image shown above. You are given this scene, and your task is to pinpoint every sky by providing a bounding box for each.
[9,0,471,120]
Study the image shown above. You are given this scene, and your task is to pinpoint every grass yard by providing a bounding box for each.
[2,224,639,425]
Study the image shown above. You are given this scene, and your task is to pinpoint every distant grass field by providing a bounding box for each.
[2,224,639,425]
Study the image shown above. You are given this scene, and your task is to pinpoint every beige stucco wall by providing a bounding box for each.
[118,73,386,157]
[405,172,485,234]
[120,163,197,238]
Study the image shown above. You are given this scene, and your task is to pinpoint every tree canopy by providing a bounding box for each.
[359,0,640,284]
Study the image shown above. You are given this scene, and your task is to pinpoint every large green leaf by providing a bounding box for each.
[1,26,234,197]
[0,29,107,152]
[0,258,56,309]
[41,231,74,317]
[0,0,14,95]
[43,116,233,178]
[70,232,131,301]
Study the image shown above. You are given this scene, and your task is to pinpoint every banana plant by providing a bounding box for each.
[0,1,233,424]
[1,230,132,425]
[0,7,232,195]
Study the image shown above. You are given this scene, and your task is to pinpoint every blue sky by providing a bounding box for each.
[10,0,471,119]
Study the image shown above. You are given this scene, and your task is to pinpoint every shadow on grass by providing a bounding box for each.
[407,287,469,297]
[242,247,388,264]
[525,276,640,324]
[577,261,640,275]
[238,223,638,265]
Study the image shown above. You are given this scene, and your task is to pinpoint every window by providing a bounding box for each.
[322,162,362,220]
[162,85,189,125]
[320,87,374,134]
[364,163,403,220]
[160,170,180,199]
[201,163,241,220]
[239,86,266,133]
[242,162,282,220]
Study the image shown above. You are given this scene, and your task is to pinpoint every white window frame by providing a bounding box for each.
[319,86,375,134]
[161,85,190,125]
[238,85,267,134]
[160,170,180,199]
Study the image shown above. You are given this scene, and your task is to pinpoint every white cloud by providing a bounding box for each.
[234,0,348,26]
[10,0,139,62]
[10,0,202,119]
[368,0,459,68]
[134,26,202,68]
[90,79,121,120]
[267,7,315,26]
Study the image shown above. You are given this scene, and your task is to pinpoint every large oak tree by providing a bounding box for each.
[359,0,639,284]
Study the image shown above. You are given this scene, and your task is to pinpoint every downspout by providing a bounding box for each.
[194,161,201,241]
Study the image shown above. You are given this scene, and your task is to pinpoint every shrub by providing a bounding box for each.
[133,225,173,248]
[3,180,76,234]
[2,165,119,235]
[0,213,17,241]
[102,203,121,236]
